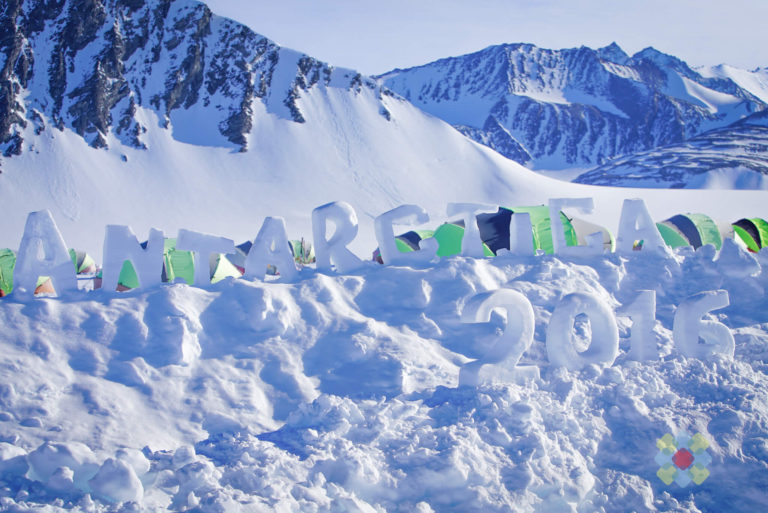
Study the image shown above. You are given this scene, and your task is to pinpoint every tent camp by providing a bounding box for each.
[655,213,723,250]
[103,238,242,291]
[70,249,97,274]
[0,248,99,296]
[289,239,316,265]
[372,230,436,263]
[372,206,613,260]
[229,241,279,276]
[731,218,768,252]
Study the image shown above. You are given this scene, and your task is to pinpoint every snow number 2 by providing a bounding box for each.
[459,289,538,386]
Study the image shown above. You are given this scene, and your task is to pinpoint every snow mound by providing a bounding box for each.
[1,248,767,512]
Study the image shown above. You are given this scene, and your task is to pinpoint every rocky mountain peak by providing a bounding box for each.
[597,42,629,65]
[379,42,767,169]
[0,0,390,161]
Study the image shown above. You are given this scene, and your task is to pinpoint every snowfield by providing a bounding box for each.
[1,239,767,512]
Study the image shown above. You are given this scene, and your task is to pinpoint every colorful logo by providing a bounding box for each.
[655,431,711,486]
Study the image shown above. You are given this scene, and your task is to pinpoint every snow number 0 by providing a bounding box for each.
[546,292,619,371]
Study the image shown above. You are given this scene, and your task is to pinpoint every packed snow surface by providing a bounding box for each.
[1,240,768,512]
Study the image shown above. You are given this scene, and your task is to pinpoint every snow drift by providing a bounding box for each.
[1,238,767,512]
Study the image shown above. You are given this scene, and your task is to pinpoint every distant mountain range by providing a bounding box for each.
[379,43,768,186]
[1,0,767,194]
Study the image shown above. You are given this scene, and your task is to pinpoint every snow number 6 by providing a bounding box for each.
[673,290,734,359]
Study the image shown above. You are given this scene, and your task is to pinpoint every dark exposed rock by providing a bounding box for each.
[1,0,31,148]
[1,0,394,159]
[62,0,107,53]
[284,87,306,124]
[31,109,45,134]
[456,116,532,165]
[574,118,768,188]
[162,4,211,112]
[115,96,146,149]
[67,60,130,145]
[2,133,23,157]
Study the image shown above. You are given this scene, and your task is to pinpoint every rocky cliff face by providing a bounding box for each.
[0,0,387,159]
[379,43,768,169]
[573,110,768,188]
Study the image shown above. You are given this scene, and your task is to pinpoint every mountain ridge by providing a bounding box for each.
[574,109,768,188]
[378,42,767,171]
[0,0,391,160]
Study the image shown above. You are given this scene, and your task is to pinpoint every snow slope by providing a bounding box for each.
[3,101,768,262]
[1,243,767,512]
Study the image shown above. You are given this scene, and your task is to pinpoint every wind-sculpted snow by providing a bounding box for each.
[1,249,767,512]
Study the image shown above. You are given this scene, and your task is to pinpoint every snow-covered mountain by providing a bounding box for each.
[4,0,766,256]
[0,0,554,253]
[378,43,768,171]
[574,110,768,188]
[0,0,389,155]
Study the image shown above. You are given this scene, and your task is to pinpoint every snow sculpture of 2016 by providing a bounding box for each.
[619,290,658,361]
[673,290,735,359]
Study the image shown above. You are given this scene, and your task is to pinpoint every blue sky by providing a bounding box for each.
[204,0,768,75]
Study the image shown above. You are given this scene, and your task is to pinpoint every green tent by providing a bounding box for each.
[732,218,768,253]
[372,230,435,263]
[433,223,495,257]
[160,238,195,284]
[371,206,586,261]
[69,249,97,274]
[209,252,242,283]
[505,206,579,254]
[426,206,579,257]
[569,217,615,253]
[472,206,581,255]
[289,239,316,265]
[0,249,15,296]
[111,238,241,290]
[656,213,722,250]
